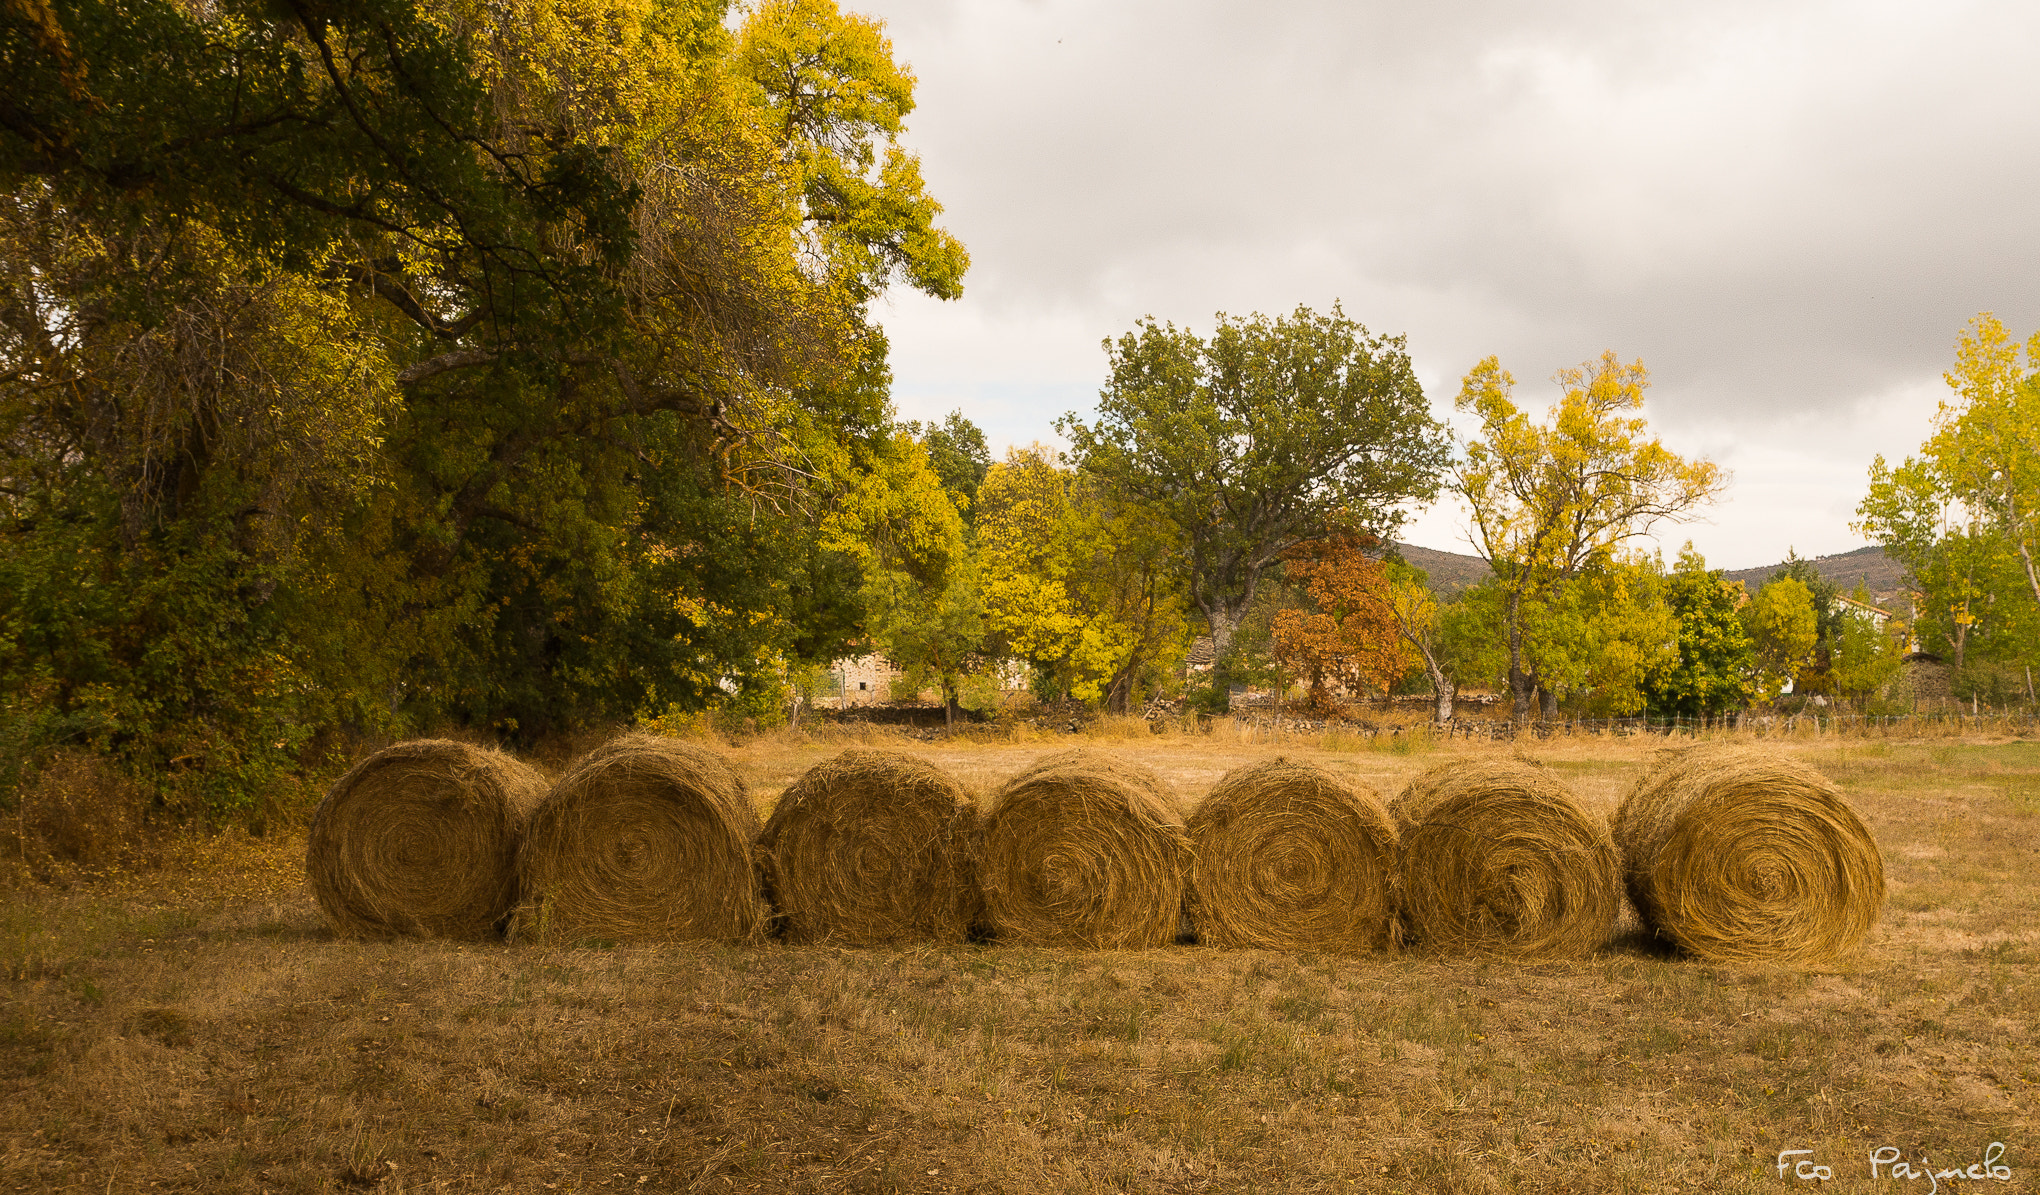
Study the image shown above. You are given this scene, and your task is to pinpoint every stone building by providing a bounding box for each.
[825,653,900,707]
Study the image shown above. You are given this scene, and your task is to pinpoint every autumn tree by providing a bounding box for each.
[1059,305,1448,699]
[1857,314,2040,684]
[1856,455,2003,670]
[824,430,983,732]
[1382,560,1457,723]
[1934,314,2040,607]
[1269,536,1408,714]
[976,446,1191,712]
[1453,352,1726,721]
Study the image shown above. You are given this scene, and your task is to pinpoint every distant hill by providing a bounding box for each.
[1391,542,1492,596]
[1720,545,1909,607]
[1390,542,1911,609]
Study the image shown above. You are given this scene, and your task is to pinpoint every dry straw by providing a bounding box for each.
[1187,758,1399,952]
[757,750,980,945]
[979,749,1190,949]
[1615,742,1884,964]
[306,739,546,939]
[1391,759,1619,958]
[514,733,765,944]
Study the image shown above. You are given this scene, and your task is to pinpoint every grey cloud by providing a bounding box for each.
[866,0,2040,557]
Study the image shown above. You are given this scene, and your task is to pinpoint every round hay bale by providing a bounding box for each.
[515,733,765,944]
[1187,758,1399,952]
[757,750,980,945]
[1391,759,1619,958]
[1615,742,1883,964]
[306,739,546,940]
[979,750,1190,949]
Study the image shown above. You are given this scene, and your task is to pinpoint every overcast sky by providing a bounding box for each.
[862,0,2040,571]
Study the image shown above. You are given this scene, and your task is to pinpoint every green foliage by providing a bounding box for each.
[1060,304,1447,679]
[1536,562,1678,717]
[1644,547,1754,717]
[977,447,1191,713]
[0,0,964,814]
[910,411,992,527]
[1742,577,1818,702]
[1767,550,1842,694]
[1832,583,1904,707]
[1857,313,2040,678]
[1438,582,1510,695]
[828,431,986,719]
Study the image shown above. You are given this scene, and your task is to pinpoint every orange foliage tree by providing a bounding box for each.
[1270,537,1410,713]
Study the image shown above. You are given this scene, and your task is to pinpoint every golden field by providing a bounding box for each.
[3,726,2035,1193]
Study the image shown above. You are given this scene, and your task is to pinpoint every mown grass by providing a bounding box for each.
[2,733,2035,1193]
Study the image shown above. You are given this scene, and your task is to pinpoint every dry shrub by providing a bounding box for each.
[1391,759,1619,958]
[1,750,152,884]
[1615,742,1884,964]
[1083,715,1157,741]
[305,740,546,939]
[1187,758,1399,952]
[757,750,979,945]
[514,733,765,944]
[978,749,1190,948]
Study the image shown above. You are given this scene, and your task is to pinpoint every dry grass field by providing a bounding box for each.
[3,727,2036,1193]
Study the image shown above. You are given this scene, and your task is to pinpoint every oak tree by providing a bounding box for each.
[1059,304,1447,694]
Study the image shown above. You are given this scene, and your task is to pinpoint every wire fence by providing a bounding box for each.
[1221,710,2040,743]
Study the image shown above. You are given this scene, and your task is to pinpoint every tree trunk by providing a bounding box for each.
[1204,604,1239,667]
[1504,587,1533,722]
[1106,668,1132,715]
[1540,686,1559,721]
[943,683,955,736]
[1418,646,1455,723]
[2018,536,2040,608]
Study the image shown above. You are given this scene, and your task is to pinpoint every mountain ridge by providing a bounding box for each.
[1391,542,1910,607]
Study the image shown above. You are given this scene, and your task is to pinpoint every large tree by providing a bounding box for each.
[0,0,965,805]
[1644,548,1754,717]
[1453,352,1725,720]
[1058,304,1447,683]
[976,446,1191,712]
[1741,577,1818,702]
[1856,313,2040,682]
[1935,314,2040,607]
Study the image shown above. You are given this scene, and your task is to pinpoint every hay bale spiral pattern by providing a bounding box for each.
[1391,759,1619,958]
[307,739,546,939]
[515,734,765,944]
[1615,742,1884,963]
[758,750,980,945]
[1187,758,1399,952]
[979,750,1190,949]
